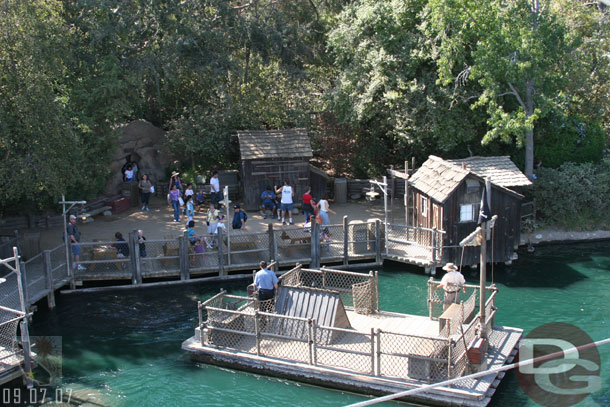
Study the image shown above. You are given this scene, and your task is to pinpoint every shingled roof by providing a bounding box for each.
[409,156,470,203]
[237,129,312,160]
[447,156,532,188]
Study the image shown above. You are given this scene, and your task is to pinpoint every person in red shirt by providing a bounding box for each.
[302,187,314,226]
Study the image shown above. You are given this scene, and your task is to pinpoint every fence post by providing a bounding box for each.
[179,234,190,280]
[255,311,261,356]
[374,270,380,312]
[268,223,276,263]
[375,219,381,265]
[431,227,437,272]
[217,228,225,276]
[20,320,33,388]
[20,261,29,310]
[311,221,320,268]
[343,216,349,265]
[311,319,318,366]
[448,339,453,379]
[370,327,375,375]
[428,278,434,319]
[308,319,314,365]
[43,250,55,309]
[375,328,381,376]
[129,230,141,285]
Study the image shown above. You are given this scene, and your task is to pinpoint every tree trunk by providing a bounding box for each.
[524,79,535,179]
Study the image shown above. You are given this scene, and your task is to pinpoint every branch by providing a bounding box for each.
[507,82,527,111]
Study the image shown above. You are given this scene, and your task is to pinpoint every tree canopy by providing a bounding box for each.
[0,0,607,214]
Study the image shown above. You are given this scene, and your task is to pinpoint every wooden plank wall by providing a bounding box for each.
[241,158,311,210]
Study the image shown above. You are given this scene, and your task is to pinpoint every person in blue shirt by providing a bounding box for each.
[113,232,129,257]
[232,205,247,229]
[254,261,279,301]
[260,186,277,219]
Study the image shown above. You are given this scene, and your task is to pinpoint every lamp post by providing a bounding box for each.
[370,176,389,255]
[59,195,86,289]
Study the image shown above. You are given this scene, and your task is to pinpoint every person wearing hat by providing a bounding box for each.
[67,215,86,271]
[436,262,466,310]
[232,205,247,230]
[168,171,182,194]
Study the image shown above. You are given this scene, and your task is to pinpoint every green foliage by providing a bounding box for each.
[533,161,610,230]
[535,113,605,168]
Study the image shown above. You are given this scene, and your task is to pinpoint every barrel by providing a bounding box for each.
[334,178,347,204]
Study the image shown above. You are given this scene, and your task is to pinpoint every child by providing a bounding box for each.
[185,195,195,223]
[196,188,206,211]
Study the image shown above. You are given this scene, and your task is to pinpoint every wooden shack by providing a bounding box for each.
[237,129,314,211]
[408,155,532,266]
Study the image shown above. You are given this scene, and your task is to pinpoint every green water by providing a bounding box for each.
[24,241,610,406]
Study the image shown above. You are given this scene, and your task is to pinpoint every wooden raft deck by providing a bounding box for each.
[183,310,522,407]
[0,347,25,386]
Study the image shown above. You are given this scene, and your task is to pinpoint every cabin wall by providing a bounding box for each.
[241,158,311,210]
[440,181,523,266]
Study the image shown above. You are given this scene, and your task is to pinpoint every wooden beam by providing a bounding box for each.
[387,169,409,180]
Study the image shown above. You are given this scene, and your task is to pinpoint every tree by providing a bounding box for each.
[425,0,587,178]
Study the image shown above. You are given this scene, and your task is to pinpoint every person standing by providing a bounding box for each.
[123,165,135,182]
[210,170,223,209]
[185,195,195,223]
[254,261,279,302]
[168,171,182,194]
[317,193,336,226]
[302,187,314,226]
[205,203,220,248]
[113,232,130,258]
[137,230,147,258]
[138,174,152,211]
[275,180,294,225]
[435,263,466,310]
[169,184,181,222]
[67,215,85,271]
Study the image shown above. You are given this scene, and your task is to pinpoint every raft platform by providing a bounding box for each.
[182,266,522,406]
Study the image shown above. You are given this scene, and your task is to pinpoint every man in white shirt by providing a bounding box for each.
[275,180,294,225]
[435,262,466,310]
[210,170,222,209]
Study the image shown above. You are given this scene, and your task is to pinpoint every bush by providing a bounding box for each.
[533,160,610,230]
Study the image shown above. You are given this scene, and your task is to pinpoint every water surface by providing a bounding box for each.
[28,241,610,406]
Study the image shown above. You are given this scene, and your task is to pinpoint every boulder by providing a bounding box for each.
[104,120,173,195]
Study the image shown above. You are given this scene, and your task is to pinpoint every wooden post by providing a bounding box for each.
[217,228,225,276]
[20,320,33,388]
[431,227,437,272]
[129,230,141,285]
[42,250,55,309]
[374,270,380,312]
[342,215,349,265]
[370,327,375,375]
[448,339,453,379]
[308,319,314,365]
[479,178,492,339]
[375,329,381,376]
[268,223,276,263]
[311,221,320,268]
[20,261,29,309]
[375,219,381,265]
[404,160,409,225]
[427,277,434,319]
[255,311,261,356]
[311,319,318,366]
[179,234,190,280]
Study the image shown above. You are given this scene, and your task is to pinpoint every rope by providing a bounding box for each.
[459,245,466,273]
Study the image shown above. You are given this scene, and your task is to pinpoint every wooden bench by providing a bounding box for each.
[438,303,462,337]
[279,230,311,249]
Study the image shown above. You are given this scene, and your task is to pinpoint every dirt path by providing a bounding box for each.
[38,196,398,250]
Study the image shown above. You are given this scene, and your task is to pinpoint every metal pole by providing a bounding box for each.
[61,195,71,288]
[383,176,388,256]
[404,160,409,225]
[14,248,27,315]
[479,179,491,339]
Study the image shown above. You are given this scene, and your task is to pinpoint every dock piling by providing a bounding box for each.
[43,250,55,309]
[343,216,349,266]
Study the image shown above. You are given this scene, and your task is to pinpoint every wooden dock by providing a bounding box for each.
[183,267,522,407]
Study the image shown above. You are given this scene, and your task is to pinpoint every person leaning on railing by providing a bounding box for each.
[254,261,279,301]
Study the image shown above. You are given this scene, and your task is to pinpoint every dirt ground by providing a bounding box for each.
[38,196,402,250]
[37,195,610,250]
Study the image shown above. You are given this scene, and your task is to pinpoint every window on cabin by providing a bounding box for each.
[421,197,428,217]
[460,203,480,223]
[466,179,480,194]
